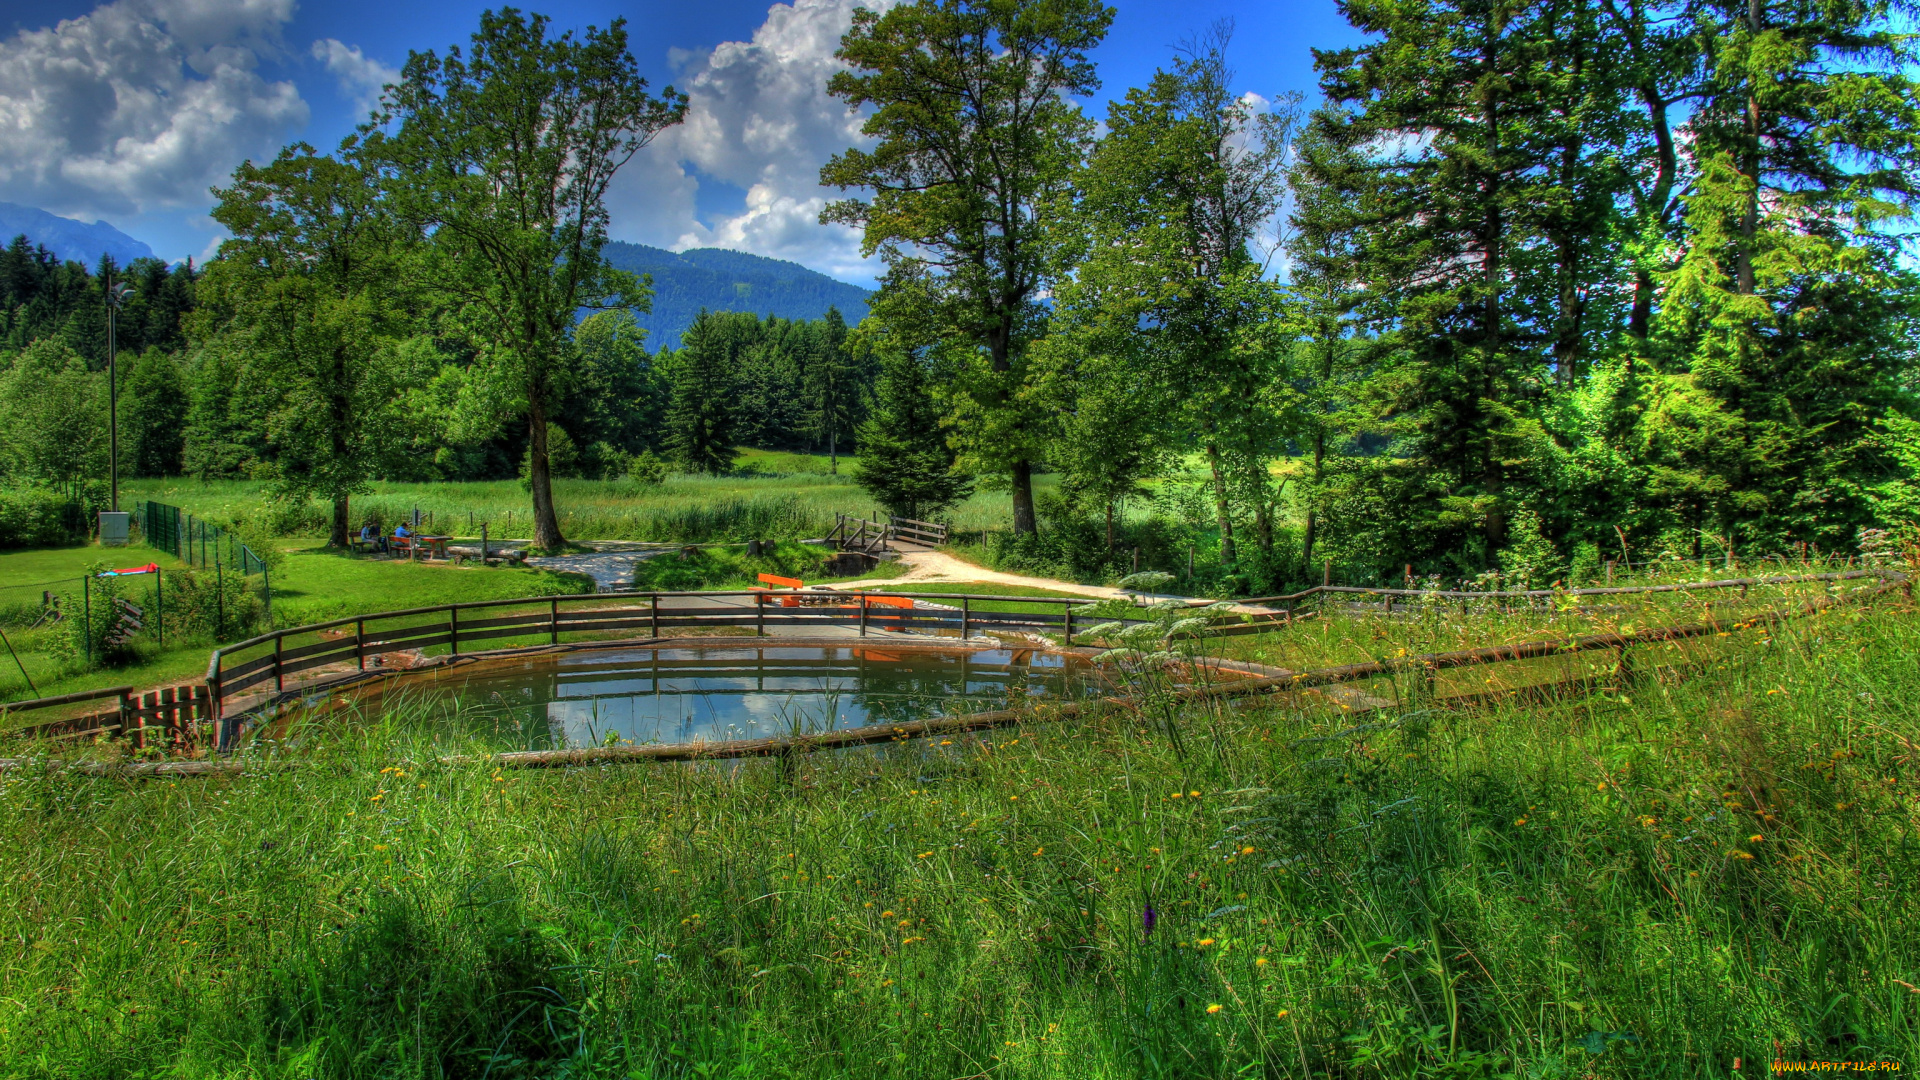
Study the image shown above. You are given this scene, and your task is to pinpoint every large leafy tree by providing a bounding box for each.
[1059,31,1298,568]
[206,144,414,547]
[821,0,1113,535]
[364,8,686,550]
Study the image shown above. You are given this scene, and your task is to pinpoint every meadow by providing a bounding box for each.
[0,585,1913,1077]
[120,458,1068,545]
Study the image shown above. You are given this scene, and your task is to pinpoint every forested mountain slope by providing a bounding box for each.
[602,242,870,348]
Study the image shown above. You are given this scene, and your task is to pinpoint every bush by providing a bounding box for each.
[48,567,137,669]
[627,541,831,591]
[0,486,88,549]
[155,566,265,639]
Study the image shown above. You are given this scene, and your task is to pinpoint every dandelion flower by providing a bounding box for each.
[1206,1004,1223,1014]
[1009,795,1019,801]
[1276,1010,1290,1019]
[1255,958,1269,967]
[1190,790,1200,798]
[917,851,932,859]
[1198,938,1215,946]
[1749,834,1764,843]
[1240,846,1255,855]
[1031,848,1044,857]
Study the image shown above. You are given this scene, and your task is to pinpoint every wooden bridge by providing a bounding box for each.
[827,513,949,556]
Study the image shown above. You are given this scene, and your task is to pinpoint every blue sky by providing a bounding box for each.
[1,0,1364,285]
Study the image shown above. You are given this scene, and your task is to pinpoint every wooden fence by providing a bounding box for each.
[0,682,212,749]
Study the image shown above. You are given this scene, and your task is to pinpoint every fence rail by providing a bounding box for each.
[0,681,211,749]
[9,566,1905,759]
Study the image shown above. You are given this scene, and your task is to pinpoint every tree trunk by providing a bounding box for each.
[1737,0,1763,295]
[829,428,837,475]
[1105,500,1114,551]
[1302,427,1325,570]
[330,498,350,550]
[1205,443,1236,565]
[1009,459,1036,535]
[528,401,565,551]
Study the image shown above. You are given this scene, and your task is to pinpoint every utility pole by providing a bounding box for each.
[105,275,133,512]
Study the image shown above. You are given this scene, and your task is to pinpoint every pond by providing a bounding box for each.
[347,644,1108,750]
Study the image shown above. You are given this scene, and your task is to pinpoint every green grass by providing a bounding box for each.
[122,461,1051,543]
[0,542,592,707]
[0,598,1914,1075]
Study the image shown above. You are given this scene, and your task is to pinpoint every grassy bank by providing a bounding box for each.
[0,543,591,706]
[1,598,1914,1076]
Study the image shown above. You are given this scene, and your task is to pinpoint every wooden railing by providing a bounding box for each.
[0,682,212,749]
[888,516,949,546]
[1238,568,1907,614]
[828,513,891,555]
[199,589,1185,747]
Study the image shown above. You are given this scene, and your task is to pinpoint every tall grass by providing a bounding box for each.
[1,597,1915,1076]
[122,472,1038,543]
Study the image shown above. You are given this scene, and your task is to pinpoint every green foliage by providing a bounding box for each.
[626,540,830,591]
[822,0,1115,533]
[117,347,187,477]
[851,341,971,520]
[663,311,749,474]
[0,486,87,549]
[625,449,668,484]
[0,339,106,486]
[362,7,688,548]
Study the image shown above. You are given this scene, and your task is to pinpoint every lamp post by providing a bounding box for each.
[105,277,133,513]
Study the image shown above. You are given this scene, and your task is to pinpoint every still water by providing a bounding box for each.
[361,645,1105,749]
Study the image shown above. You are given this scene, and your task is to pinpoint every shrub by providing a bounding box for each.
[0,486,88,549]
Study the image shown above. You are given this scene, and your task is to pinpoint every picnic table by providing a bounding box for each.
[412,535,451,560]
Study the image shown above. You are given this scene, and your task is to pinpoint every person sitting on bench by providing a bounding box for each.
[359,522,388,554]
[393,522,413,551]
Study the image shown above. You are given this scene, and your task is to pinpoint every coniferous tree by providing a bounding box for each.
[119,347,188,477]
[804,307,862,473]
[663,311,745,474]
[852,343,972,521]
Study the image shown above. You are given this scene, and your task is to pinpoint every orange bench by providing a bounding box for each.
[756,573,806,607]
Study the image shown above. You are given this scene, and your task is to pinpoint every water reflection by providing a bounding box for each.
[374,645,1102,749]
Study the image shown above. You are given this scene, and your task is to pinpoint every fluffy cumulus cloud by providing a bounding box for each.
[0,0,308,219]
[312,38,399,117]
[606,0,884,284]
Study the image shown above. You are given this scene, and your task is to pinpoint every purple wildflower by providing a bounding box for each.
[1143,902,1157,936]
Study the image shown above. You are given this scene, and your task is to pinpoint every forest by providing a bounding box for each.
[0,0,1911,587]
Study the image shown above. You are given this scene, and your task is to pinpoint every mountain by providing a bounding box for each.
[0,203,156,268]
[601,241,871,349]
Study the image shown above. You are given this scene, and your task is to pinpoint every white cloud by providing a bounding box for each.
[0,0,307,220]
[311,38,398,118]
[605,0,885,284]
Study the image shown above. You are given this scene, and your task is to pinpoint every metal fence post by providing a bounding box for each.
[155,567,163,647]
[82,575,91,665]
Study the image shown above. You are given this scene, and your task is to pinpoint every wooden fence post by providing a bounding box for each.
[449,606,459,656]
[273,634,283,694]
[550,598,559,645]
[356,619,366,670]
[859,598,868,638]
[1063,601,1074,643]
[651,595,659,638]
[756,592,766,637]
[961,597,970,640]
